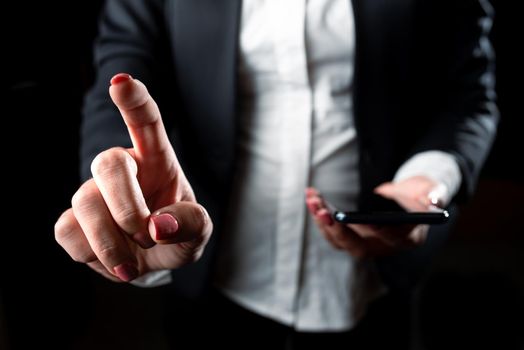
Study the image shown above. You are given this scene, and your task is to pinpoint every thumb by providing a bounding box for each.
[148,202,213,247]
[374,182,396,200]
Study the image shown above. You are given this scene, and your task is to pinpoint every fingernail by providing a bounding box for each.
[110,73,133,85]
[114,263,138,282]
[150,213,179,241]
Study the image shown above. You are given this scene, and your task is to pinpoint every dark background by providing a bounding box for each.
[1,1,522,349]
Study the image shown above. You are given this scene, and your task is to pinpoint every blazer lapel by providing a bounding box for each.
[170,0,242,166]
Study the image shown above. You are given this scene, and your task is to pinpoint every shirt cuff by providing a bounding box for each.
[393,151,462,205]
[130,270,172,288]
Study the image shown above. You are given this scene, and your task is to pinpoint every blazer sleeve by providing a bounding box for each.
[80,0,170,180]
[410,0,499,199]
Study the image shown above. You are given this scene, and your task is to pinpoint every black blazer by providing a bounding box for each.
[82,0,498,297]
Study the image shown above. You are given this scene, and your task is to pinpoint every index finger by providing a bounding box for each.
[109,73,176,167]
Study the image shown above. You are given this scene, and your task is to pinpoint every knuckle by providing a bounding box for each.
[71,251,98,264]
[71,181,98,211]
[96,243,121,264]
[91,147,136,178]
[113,207,143,232]
[54,210,98,264]
[54,209,76,244]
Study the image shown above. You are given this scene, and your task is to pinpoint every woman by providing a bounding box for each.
[55,0,497,348]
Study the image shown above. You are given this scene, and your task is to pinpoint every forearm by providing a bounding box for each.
[410,0,498,199]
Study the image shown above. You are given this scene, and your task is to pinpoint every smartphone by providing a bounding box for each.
[333,210,449,225]
[331,194,449,225]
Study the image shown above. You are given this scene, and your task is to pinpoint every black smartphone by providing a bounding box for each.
[333,210,449,225]
[331,194,449,225]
